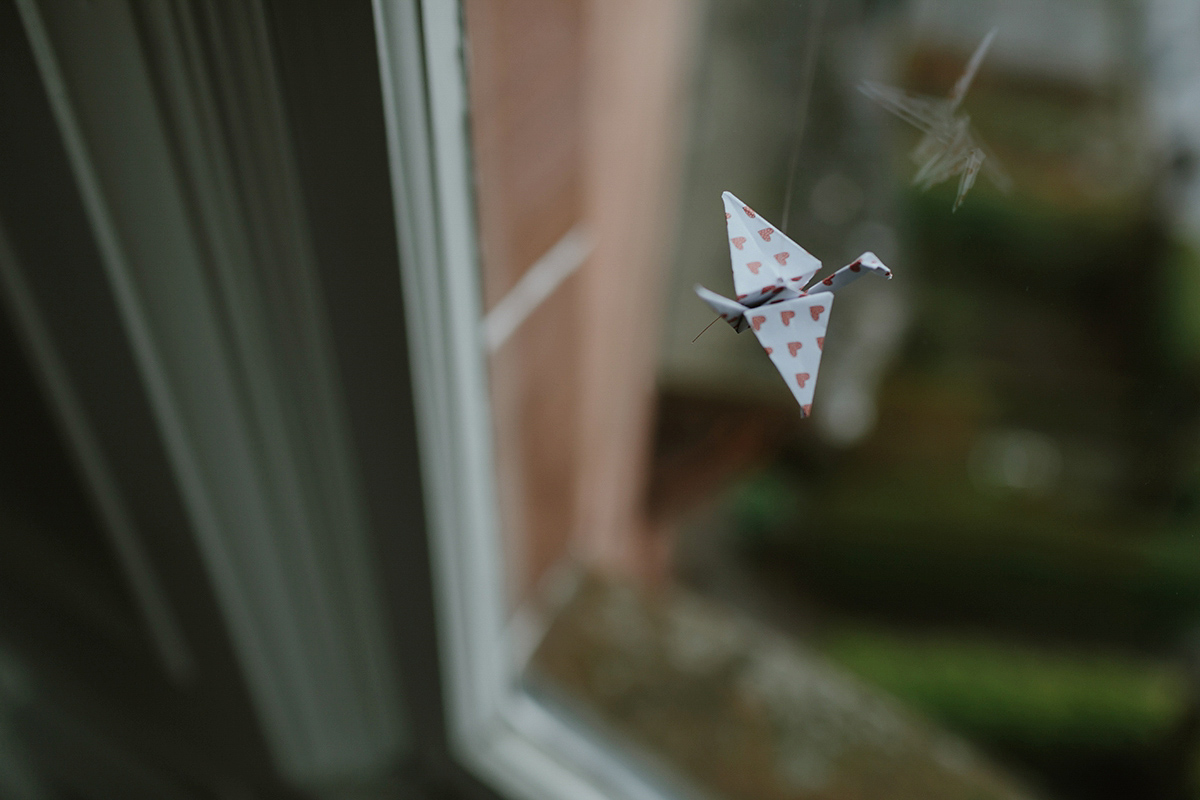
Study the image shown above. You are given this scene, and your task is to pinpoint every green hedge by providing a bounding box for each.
[823,628,1187,750]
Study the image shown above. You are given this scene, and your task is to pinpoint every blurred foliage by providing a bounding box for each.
[822,628,1187,749]
[729,467,1200,650]
[905,182,1160,293]
[1162,240,1200,374]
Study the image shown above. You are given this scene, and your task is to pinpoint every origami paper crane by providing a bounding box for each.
[860,29,1010,211]
[695,191,892,417]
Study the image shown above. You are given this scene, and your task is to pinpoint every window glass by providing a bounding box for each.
[465,1,1200,798]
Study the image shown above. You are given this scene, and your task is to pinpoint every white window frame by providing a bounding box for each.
[372,3,677,800]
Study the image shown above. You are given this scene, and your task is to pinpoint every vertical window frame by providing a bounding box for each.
[371,3,679,799]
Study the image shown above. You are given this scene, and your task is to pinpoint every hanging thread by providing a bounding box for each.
[694,0,829,341]
[780,0,828,235]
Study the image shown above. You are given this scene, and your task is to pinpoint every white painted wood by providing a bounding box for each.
[372,2,681,798]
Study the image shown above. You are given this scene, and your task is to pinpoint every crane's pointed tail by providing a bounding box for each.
[694,284,750,333]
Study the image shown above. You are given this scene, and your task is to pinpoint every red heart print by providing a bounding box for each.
[746,261,761,274]
[795,372,810,389]
[764,347,773,355]
[736,294,747,300]
[758,228,774,242]
[787,341,802,356]
[822,276,834,285]
[780,310,795,326]
[850,261,861,272]
[801,404,812,417]
[810,305,825,321]
[725,212,731,219]
[775,252,790,265]
[743,205,756,218]
[751,315,766,331]
[817,337,824,350]
[732,236,746,250]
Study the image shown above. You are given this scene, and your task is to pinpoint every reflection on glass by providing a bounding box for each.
[466,0,1200,798]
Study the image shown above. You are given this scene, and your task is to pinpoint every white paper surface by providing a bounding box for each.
[748,294,834,416]
[807,252,892,295]
[695,194,893,415]
[722,191,820,300]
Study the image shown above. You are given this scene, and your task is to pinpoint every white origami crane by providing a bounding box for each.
[695,191,892,417]
[860,29,1010,211]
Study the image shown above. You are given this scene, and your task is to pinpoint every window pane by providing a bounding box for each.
[465,1,1200,798]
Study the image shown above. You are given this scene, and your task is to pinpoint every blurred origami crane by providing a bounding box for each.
[860,28,1011,211]
[695,191,892,417]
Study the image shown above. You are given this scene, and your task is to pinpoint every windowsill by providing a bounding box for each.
[529,573,1038,800]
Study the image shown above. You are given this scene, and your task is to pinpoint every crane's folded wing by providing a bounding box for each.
[748,294,834,416]
[723,190,820,294]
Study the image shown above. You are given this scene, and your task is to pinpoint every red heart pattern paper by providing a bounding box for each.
[749,293,835,410]
[806,253,892,296]
[693,191,894,415]
[721,192,821,302]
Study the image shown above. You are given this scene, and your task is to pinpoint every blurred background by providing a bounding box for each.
[471,1,1200,799]
[7,0,1200,799]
